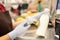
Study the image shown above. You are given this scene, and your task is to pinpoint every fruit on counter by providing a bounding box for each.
[16,16,25,22]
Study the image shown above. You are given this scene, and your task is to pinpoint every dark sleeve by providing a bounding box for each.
[0,11,13,37]
[17,5,22,11]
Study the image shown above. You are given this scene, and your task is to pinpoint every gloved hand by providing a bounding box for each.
[8,20,31,40]
[26,16,37,24]
[26,8,50,25]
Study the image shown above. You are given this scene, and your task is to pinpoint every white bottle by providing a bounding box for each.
[36,12,49,38]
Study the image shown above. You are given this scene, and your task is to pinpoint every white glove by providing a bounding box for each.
[8,20,31,40]
[26,16,37,24]
[26,8,50,25]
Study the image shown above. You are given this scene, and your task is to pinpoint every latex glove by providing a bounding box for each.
[26,16,37,24]
[8,20,31,40]
[26,8,50,24]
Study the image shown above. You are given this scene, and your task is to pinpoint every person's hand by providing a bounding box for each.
[26,16,37,24]
[8,20,31,40]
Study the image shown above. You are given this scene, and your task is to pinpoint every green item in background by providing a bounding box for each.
[38,3,42,12]
[22,3,28,10]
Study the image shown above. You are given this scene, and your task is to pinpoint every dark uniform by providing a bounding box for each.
[0,3,13,37]
[0,11,13,37]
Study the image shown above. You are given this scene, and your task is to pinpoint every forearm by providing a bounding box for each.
[0,34,11,40]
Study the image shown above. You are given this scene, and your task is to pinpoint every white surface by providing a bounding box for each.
[56,10,60,14]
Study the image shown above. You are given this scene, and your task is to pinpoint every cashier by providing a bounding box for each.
[0,1,50,40]
[0,1,33,40]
